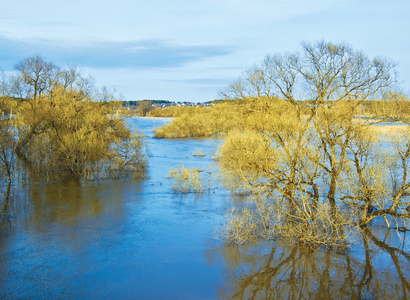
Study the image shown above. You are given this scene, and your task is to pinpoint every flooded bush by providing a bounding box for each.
[0,56,147,183]
[215,41,408,247]
[168,165,206,193]
[192,149,206,157]
[217,200,359,249]
[216,208,259,245]
[153,102,246,138]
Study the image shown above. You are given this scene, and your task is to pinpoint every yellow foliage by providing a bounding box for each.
[168,165,206,193]
[218,130,276,179]
[216,208,260,245]
[147,105,203,118]
[152,96,305,139]
[10,85,146,181]
[192,149,205,157]
[153,102,246,138]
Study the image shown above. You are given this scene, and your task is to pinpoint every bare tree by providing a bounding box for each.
[14,55,58,103]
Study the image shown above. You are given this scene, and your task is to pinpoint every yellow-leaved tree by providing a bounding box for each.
[215,41,409,247]
[0,55,146,183]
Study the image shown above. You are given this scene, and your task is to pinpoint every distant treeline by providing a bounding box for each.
[123,100,175,107]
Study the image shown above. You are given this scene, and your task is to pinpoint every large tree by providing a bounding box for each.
[0,55,146,182]
[217,41,408,246]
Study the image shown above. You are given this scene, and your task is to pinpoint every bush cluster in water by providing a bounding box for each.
[168,165,206,194]
[158,41,410,247]
[0,55,147,184]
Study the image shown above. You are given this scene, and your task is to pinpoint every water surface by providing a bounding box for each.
[0,117,409,299]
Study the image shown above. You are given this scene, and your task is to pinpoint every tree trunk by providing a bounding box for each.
[327,173,338,219]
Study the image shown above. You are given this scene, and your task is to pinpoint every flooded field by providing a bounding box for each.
[0,117,409,299]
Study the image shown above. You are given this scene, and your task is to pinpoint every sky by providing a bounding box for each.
[0,0,409,102]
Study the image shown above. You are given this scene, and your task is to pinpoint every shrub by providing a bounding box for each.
[168,165,206,193]
[192,149,205,157]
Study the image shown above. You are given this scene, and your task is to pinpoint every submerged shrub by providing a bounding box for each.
[168,165,206,193]
[192,149,206,157]
[216,208,260,245]
[0,55,148,183]
[217,198,360,249]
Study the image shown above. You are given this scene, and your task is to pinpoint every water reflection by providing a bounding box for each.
[209,228,410,299]
[0,185,13,229]
[28,179,140,227]
[0,117,227,299]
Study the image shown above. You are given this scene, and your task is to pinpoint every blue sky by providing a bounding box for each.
[0,0,409,102]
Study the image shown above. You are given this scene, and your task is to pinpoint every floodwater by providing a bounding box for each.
[0,117,409,299]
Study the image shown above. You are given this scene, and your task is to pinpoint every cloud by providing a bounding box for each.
[0,36,231,70]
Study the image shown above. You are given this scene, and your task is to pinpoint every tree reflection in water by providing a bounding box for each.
[209,229,410,300]
[0,184,13,229]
